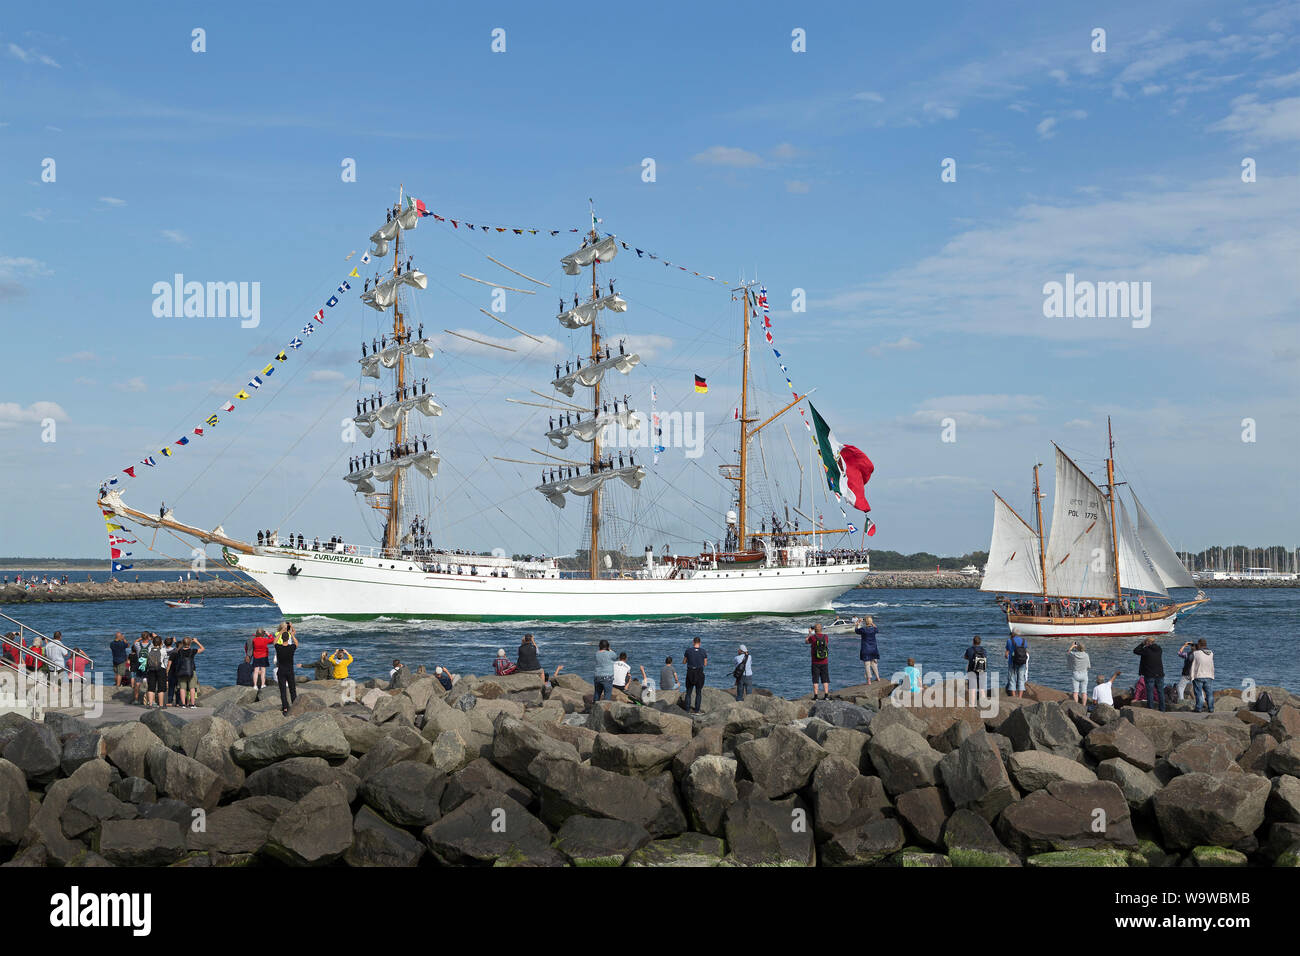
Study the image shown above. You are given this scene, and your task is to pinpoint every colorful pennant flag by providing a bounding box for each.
[694,375,708,394]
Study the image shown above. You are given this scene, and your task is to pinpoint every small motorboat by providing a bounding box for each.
[796,617,861,634]
[165,597,204,609]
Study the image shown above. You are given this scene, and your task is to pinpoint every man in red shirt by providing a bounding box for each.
[806,623,832,701]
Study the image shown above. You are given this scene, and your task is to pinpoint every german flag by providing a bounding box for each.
[694,374,708,394]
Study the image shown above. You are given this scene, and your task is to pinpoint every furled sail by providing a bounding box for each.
[368,205,420,257]
[353,394,443,438]
[1043,447,1116,599]
[536,465,647,509]
[560,235,619,275]
[546,408,642,449]
[344,450,440,494]
[557,292,628,329]
[1131,490,1195,588]
[979,493,1043,595]
[1114,496,1169,596]
[360,269,428,312]
[552,352,641,398]
[360,337,436,378]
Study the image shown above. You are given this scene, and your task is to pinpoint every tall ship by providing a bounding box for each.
[980,420,1207,637]
[98,191,871,620]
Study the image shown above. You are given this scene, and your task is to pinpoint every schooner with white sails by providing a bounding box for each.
[981,420,1207,637]
[97,192,870,621]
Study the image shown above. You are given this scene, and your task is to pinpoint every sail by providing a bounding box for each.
[979,494,1043,595]
[1131,490,1195,588]
[557,292,628,329]
[367,206,420,257]
[361,270,428,312]
[360,337,435,378]
[546,408,642,449]
[1115,496,1168,596]
[1043,447,1116,599]
[353,394,443,438]
[552,352,641,397]
[560,236,619,275]
[536,465,647,509]
[344,450,440,494]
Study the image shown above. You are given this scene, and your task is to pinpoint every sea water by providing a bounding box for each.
[4,587,1296,700]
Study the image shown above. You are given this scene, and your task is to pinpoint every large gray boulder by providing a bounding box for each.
[671,726,723,781]
[59,786,137,840]
[1000,702,1083,760]
[187,795,291,855]
[819,816,905,867]
[895,786,951,849]
[59,732,107,778]
[265,782,354,866]
[1121,708,1205,756]
[441,758,533,815]
[1152,772,1270,851]
[231,712,350,770]
[1084,720,1156,770]
[736,725,827,798]
[809,699,873,731]
[1007,751,1098,792]
[808,756,891,841]
[942,808,1020,866]
[1164,738,1239,777]
[97,818,186,866]
[587,701,693,738]
[3,722,62,783]
[1271,740,1300,777]
[102,722,166,780]
[344,805,426,867]
[1267,775,1300,825]
[532,755,686,837]
[723,787,815,866]
[358,761,447,828]
[1095,758,1162,813]
[242,756,356,803]
[141,708,187,751]
[350,725,433,780]
[492,715,579,788]
[422,791,557,866]
[996,780,1136,856]
[145,747,223,810]
[680,755,738,836]
[627,831,728,867]
[0,758,29,847]
[20,758,112,866]
[554,815,652,866]
[866,724,942,796]
[591,733,690,779]
[938,730,1018,821]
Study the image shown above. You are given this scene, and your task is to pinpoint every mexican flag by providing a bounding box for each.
[808,402,874,512]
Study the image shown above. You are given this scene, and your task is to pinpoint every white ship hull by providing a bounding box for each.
[226,548,868,621]
[1007,612,1177,638]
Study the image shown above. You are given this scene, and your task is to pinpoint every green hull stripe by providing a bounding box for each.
[281,608,838,623]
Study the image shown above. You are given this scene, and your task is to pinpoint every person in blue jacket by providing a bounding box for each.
[855,615,880,683]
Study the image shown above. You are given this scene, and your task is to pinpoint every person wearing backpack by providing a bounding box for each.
[1005,633,1029,698]
[963,635,988,707]
[806,623,832,700]
[1067,641,1091,704]
[173,636,204,708]
[733,644,753,702]
[144,635,167,708]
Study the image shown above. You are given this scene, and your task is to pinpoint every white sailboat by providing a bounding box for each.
[98,192,869,621]
[981,420,1207,637]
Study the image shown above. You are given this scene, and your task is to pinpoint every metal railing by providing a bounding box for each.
[0,611,95,686]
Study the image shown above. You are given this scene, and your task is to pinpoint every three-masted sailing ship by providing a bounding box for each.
[980,420,1207,637]
[98,191,869,620]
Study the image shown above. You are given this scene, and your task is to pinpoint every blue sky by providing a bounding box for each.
[2,0,1297,561]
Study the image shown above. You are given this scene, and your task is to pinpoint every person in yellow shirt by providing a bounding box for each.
[328,647,353,679]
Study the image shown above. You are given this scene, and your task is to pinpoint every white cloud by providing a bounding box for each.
[1142,84,1166,95]
[308,370,346,383]
[867,336,921,357]
[1048,69,1068,85]
[112,377,147,393]
[58,350,99,364]
[785,180,811,194]
[23,209,52,222]
[99,196,127,207]
[691,145,762,168]
[74,377,98,386]
[161,229,189,245]
[769,142,800,161]
[922,102,958,120]
[6,42,59,68]
[0,401,68,427]
[852,91,884,103]
[1036,117,1058,139]
[1208,94,1300,143]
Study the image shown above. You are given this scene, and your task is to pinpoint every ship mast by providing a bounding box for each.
[384,185,407,554]
[1105,416,1122,601]
[1033,463,1048,602]
[735,282,756,548]
[587,203,601,580]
